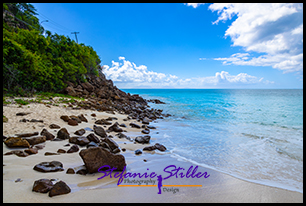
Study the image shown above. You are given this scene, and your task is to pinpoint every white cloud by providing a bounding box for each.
[205,3,303,75]
[185,3,206,9]
[103,57,272,88]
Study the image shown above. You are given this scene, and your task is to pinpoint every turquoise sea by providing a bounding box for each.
[122,89,303,193]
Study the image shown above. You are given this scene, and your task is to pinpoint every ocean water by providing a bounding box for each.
[122,89,303,193]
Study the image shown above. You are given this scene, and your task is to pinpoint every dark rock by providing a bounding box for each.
[93,125,107,138]
[66,168,75,174]
[49,124,61,129]
[74,129,86,136]
[67,144,79,153]
[19,118,29,122]
[76,168,88,175]
[33,161,64,173]
[135,149,142,155]
[24,147,38,155]
[69,136,90,146]
[64,86,77,97]
[4,150,29,157]
[95,119,112,125]
[60,115,70,122]
[4,137,30,148]
[143,143,167,152]
[119,123,127,127]
[16,112,31,116]
[101,137,120,153]
[15,132,39,138]
[57,149,66,153]
[79,147,126,173]
[86,133,100,143]
[107,122,123,133]
[30,119,44,123]
[32,179,54,193]
[23,135,46,146]
[68,119,78,126]
[142,117,150,125]
[141,129,150,134]
[70,115,82,123]
[57,128,70,140]
[64,143,70,147]
[15,178,23,183]
[41,129,55,140]
[154,143,167,151]
[148,99,166,104]
[48,180,71,197]
[44,152,59,156]
[106,117,118,121]
[147,125,156,129]
[87,141,99,148]
[135,135,151,144]
[121,148,126,152]
[116,133,127,139]
[78,114,88,122]
[35,145,45,150]
[129,122,141,129]
[81,82,94,92]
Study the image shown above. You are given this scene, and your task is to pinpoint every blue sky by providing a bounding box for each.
[32,3,303,89]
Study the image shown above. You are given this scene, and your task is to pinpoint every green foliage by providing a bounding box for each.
[14,98,30,105]
[3,3,102,95]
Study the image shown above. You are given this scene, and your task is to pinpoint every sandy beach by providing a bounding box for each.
[3,101,303,203]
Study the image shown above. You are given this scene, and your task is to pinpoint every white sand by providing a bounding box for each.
[3,102,303,203]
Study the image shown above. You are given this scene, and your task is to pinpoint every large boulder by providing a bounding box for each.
[79,147,126,173]
[135,135,151,144]
[57,128,70,140]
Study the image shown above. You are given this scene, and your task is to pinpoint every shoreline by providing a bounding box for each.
[3,101,303,202]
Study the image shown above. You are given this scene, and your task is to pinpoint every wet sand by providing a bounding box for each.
[3,102,303,203]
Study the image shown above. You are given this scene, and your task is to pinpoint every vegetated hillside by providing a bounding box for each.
[3,3,101,95]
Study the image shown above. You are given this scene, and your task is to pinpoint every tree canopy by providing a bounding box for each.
[3,3,102,95]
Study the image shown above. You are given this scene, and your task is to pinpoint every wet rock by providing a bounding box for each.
[23,135,46,146]
[41,129,55,141]
[74,129,86,136]
[4,137,30,148]
[35,145,45,150]
[67,144,79,153]
[79,147,126,173]
[78,114,88,122]
[107,122,123,133]
[66,168,75,174]
[4,150,29,157]
[48,180,71,197]
[33,161,64,173]
[19,118,29,122]
[129,122,141,129]
[32,179,54,193]
[93,125,107,138]
[141,129,150,134]
[147,125,156,129]
[143,143,167,152]
[15,178,23,183]
[87,141,99,148]
[86,133,100,143]
[76,168,88,175]
[70,115,82,123]
[57,128,70,140]
[49,124,61,129]
[154,143,167,151]
[68,119,78,126]
[119,123,127,127]
[142,117,150,125]
[101,137,120,153]
[148,99,166,104]
[135,149,142,155]
[15,132,39,138]
[135,135,151,144]
[69,136,90,146]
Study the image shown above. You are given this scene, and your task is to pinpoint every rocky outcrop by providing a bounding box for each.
[61,71,170,120]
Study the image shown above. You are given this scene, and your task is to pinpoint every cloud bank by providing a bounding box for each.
[187,3,303,75]
[103,57,272,88]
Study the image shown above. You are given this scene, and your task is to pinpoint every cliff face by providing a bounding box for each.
[62,70,167,121]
